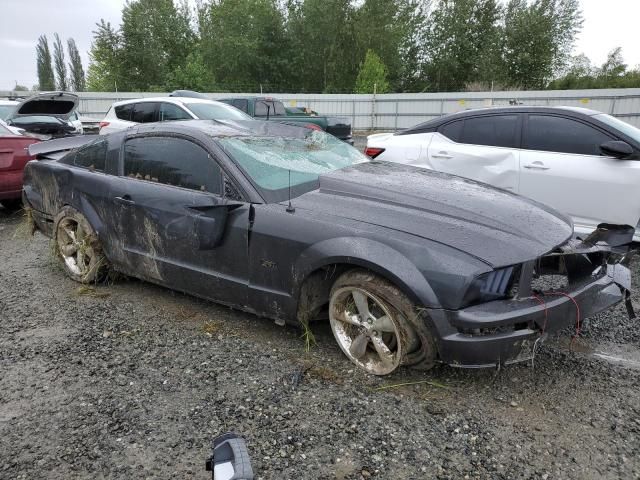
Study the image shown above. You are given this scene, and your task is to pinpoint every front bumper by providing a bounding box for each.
[429,226,635,368]
[435,264,630,367]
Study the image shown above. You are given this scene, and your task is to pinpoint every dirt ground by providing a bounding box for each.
[1,206,640,480]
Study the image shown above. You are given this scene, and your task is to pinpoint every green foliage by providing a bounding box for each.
[36,35,55,91]
[53,33,68,91]
[355,50,390,93]
[87,20,122,91]
[13,84,29,91]
[82,0,593,93]
[67,38,86,92]
[423,0,502,91]
[500,0,583,89]
[548,48,640,90]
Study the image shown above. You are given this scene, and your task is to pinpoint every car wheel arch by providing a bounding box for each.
[292,237,442,322]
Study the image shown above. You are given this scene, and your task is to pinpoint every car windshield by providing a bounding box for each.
[218,130,368,202]
[187,102,252,121]
[0,105,16,120]
[593,113,640,143]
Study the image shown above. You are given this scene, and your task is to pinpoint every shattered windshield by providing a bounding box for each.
[218,130,368,202]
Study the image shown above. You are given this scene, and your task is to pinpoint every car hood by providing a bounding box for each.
[293,161,573,268]
[9,91,79,119]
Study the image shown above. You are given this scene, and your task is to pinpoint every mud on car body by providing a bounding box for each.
[22,119,635,375]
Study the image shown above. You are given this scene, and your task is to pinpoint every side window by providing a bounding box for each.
[255,101,269,117]
[525,115,613,156]
[231,99,248,113]
[438,120,463,142]
[114,104,133,121]
[158,103,192,121]
[273,101,286,115]
[131,103,158,123]
[74,139,107,172]
[123,136,222,194]
[459,115,519,148]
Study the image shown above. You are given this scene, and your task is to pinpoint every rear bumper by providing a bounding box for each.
[0,170,23,199]
[434,264,629,367]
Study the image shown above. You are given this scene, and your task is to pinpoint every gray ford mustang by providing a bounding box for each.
[22,120,634,375]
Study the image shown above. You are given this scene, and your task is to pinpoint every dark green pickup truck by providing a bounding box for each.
[220,96,353,144]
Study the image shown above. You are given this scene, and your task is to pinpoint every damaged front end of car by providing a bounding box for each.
[436,224,636,368]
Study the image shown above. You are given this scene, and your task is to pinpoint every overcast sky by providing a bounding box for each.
[0,0,638,91]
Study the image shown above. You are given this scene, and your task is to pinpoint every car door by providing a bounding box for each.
[107,134,250,306]
[519,113,640,234]
[426,114,521,192]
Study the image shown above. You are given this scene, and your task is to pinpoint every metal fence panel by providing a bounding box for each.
[4,88,640,130]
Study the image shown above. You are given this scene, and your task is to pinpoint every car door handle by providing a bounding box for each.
[432,151,453,159]
[114,195,135,206]
[523,162,550,170]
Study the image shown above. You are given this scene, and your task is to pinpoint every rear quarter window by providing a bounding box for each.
[74,139,107,172]
[114,104,134,121]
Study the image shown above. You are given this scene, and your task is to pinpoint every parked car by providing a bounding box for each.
[4,92,83,138]
[219,96,353,144]
[0,99,19,120]
[99,95,252,134]
[366,106,640,241]
[0,121,39,209]
[23,120,633,375]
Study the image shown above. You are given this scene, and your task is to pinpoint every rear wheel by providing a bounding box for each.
[329,269,436,375]
[53,206,109,283]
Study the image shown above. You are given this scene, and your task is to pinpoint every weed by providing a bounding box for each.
[75,285,111,298]
[12,208,35,240]
[203,321,221,336]
[300,320,316,352]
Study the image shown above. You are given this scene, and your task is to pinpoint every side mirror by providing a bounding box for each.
[206,433,254,480]
[600,140,633,158]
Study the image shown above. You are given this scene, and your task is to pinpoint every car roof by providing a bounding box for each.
[128,119,312,139]
[401,105,605,134]
[110,96,226,107]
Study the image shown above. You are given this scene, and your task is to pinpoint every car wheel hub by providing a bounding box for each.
[329,287,403,375]
[57,218,95,277]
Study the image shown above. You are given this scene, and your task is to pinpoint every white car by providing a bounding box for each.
[0,99,19,120]
[99,94,251,134]
[4,92,83,137]
[367,106,640,241]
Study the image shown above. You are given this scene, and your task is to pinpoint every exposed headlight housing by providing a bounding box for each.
[462,266,515,307]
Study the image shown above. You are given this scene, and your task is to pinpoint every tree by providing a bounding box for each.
[13,84,29,91]
[87,20,122,91]
[36,35,55,91]
[67,38,86,92]
[53,33,68,90]
[165,51,214,91]
[355,50,390,93]
[500,0,583,89]
[199,0,290,92]
[423,0,502,91]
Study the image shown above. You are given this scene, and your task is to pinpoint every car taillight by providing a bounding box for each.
[305,123,323,131]
[99,121,110,129]
[364,147,385,159]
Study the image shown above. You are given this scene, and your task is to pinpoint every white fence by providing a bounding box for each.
[4,88,640,131]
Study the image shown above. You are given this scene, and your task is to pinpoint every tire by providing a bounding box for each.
[0,198,23,211]
[53,206,109,283]
[328,269,437,375]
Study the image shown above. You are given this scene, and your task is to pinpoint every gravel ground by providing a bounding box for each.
[1,206,640,480]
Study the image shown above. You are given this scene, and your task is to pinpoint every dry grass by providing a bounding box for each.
[12,208,35,240]
[75,285,111,298]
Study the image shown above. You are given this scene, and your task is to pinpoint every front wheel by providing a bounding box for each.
[328,269,436,375]
[53,206,109,283]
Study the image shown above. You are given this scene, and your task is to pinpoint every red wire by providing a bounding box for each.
[544,291,582,346]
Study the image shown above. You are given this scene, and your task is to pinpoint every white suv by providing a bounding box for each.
[99,96,251,134]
